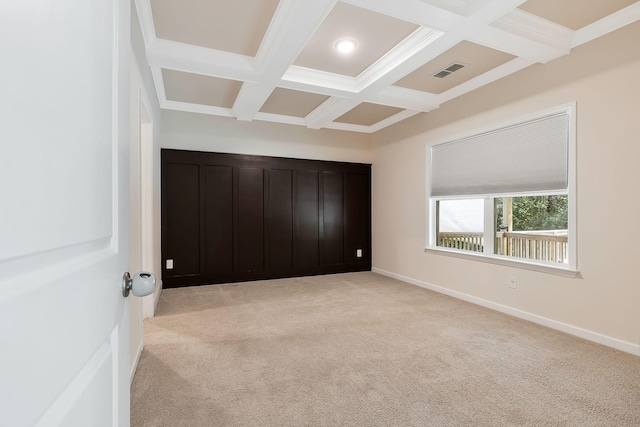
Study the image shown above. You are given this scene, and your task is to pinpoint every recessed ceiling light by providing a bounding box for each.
[335,39,357,54]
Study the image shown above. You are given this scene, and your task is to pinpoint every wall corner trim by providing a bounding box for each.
[130,339,144,386]
[371,267,640,357]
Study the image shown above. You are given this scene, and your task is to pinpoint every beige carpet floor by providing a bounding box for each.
[131,272,640,426]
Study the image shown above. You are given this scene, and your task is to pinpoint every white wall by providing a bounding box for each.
[161,110,373,164]
[129,1,163,382]
[371,22,640,354]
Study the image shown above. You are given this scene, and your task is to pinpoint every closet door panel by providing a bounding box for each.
[268,169,293,269]
[204,165,233,274]
[236,167,265,272]
[321,172,344,266]
[295,171,319,268]
[164,163,200,276]
[345,173,370,264]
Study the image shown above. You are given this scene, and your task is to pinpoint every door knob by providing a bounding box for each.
[122,271,156,297]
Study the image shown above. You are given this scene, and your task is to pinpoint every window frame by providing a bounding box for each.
[426,103,577,276]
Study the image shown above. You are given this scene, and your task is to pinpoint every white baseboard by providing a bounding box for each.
[372,267,640,357]
[130,339,144,386]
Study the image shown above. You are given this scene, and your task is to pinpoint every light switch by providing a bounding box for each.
[166,259,174,270]
[356,249,363,258]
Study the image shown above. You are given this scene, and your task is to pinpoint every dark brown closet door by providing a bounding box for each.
[162,150,371,287]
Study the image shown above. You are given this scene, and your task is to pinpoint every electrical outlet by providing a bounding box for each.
[356,249,363,258]
[508,276,517,289]
[166,259,174,270]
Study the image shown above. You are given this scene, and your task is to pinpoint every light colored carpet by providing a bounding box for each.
[131,272,640,426]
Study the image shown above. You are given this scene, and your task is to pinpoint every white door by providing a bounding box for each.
[1,0,132,426]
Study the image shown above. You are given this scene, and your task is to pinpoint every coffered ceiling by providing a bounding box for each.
[135,0,640,133]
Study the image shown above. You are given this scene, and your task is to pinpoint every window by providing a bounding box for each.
[427,104,576,273]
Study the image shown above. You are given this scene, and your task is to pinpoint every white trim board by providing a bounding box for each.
[130,339,144,386]
[372,267,640,357]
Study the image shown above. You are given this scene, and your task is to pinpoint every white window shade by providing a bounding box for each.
[431,111,569,197]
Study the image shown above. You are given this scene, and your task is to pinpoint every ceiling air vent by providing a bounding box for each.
[432,62,466,78]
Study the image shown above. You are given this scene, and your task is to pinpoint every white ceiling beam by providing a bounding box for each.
[163,100,235,118]
[480,9,573,63]
[341,0,465,31]
[465,0,500,17]
[438,56,535,104]
[572,1,640,48]
[279,73,439,112]
[306,0,551,130]
[368,109,423,133]
[146,39,260,82]
[232,0,338,121]
[470,26,569,64]
[322,109,423,133]
[323,122,374,134]
[282,28,444,94]
[133,0,157,49]
[306,32,465,129]
[277,76,356,99]
[149,66,168,108]
[465,0,527,23]
[369,86,439,112]
[139,0,640,133]
[305,95,367,130]
[253,113,307,127]
[282,66,359,94]
[355,28,444,92]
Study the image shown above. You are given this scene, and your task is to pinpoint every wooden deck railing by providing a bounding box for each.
[438,230,568,263]
[437,232,484,252]
[496,231,568,263]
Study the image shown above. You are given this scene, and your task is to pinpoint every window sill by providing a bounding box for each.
[423,246,578,278]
